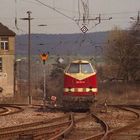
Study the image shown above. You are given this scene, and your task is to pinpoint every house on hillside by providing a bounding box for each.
[0,23,16,97]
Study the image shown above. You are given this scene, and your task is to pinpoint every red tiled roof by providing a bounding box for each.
[0,22,16,36]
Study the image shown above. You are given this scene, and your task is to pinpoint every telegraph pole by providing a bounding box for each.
[21,11,33,105]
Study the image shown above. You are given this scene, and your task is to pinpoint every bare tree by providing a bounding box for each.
[129,18,140,81]
[105,26,139,81]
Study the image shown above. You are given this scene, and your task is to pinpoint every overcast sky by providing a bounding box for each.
[0,0,139,34]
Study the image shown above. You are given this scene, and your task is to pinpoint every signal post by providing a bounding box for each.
[40,53,48,111]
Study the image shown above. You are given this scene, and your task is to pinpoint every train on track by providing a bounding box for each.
[62,60,97,110]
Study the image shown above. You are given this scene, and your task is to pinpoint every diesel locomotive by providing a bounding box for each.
[63,60,97,110]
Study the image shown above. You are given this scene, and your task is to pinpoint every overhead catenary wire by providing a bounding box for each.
[20,0,139,16]
[23,0,140,19]
[0,0,138,21]
[78,0,81,24]
[30,0,111,33]
[0,0,138,34]
[14,0,24,32]
[14,0,79,33]
[32,0,87,33]
[34,0,75,21]
[15,0,19,30]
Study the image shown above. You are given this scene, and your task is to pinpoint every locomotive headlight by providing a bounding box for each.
[86,87,98,92]
[64,88,75,92]
[86,87,92,92]
[67,87,75,92]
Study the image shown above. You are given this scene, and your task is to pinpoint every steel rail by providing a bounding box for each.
[0,107,9,116]
[0,105,24,116]
[35,113,89,140]
[80,105,140,140]
[104,105,140,139]
[48,113,74,140]
[80,113,109,140]
[108,105,140,119]
[0,114,69,133]
[0,120,72,139]
[120,104,140,111]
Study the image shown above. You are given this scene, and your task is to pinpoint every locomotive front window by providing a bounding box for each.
[67,63,79,73]
[81,63,93,74]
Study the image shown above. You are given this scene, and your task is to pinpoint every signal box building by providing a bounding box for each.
[0,23,16,97]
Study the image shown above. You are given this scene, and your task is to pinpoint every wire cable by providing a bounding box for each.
[34,0,75,21]
[15,0,19,30]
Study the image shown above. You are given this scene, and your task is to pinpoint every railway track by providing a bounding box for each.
[80,112,110,140]
[0,104,24,116]
[0,113,74,140]
[0,104,139,140]
[86,104,140,140]
[51,111,109,140]
[57,104,140,140]
[105,105,140,140]
[0,107,9,115]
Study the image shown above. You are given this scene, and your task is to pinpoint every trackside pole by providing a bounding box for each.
[43,63,46,111]
[40,53,49,111]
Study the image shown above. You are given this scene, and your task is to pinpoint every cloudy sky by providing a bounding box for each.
[0,0,139,34]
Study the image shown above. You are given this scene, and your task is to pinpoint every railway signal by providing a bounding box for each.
[57,57,64,64]
[40,53,48,64]
[80,25,88,33]
[40,52,49,111]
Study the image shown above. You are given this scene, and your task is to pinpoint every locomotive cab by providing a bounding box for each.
[63,60,97,110]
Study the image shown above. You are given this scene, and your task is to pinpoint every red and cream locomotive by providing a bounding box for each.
[63,60,97,110]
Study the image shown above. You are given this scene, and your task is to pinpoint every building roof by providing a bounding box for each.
[0,23,16,36]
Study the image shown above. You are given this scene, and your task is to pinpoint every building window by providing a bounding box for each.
[0,57,2,72]
[0,37,9,51]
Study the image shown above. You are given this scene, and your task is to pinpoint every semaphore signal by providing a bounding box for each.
[40,53,49,65]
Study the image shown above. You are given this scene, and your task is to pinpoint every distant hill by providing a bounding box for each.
[15,32,109,56]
